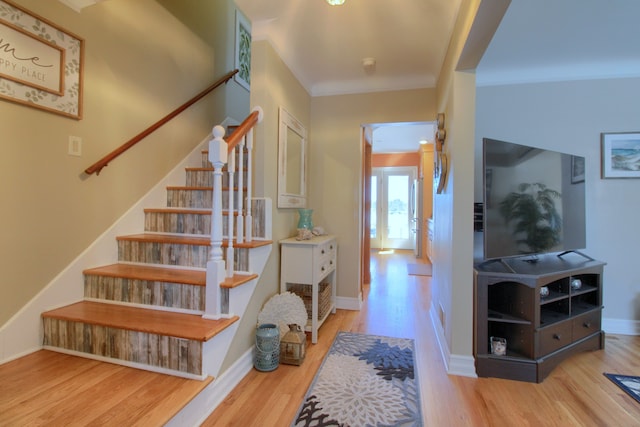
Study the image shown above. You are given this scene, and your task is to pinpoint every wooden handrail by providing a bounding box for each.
[225,107,263,152]
[85,69,239,176]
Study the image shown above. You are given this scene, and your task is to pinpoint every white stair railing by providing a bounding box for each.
[204,107,263,319]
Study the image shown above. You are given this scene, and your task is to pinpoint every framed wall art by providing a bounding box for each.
[601,132,640,178]
[571,155,585,184]
[234,9,251,91]
[0,0,84,119]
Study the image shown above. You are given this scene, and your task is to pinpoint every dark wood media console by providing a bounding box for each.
[474,252,605,383]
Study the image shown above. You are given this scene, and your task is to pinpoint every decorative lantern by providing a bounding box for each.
[254,323,280,372]
[280,324,306,365]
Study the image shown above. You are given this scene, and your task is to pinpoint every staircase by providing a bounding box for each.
[41,115,271,381]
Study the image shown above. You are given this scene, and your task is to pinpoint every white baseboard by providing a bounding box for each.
[429,301,477,378]
[335,294,362,311]
[603,317,640,336]
[166,347,254,427]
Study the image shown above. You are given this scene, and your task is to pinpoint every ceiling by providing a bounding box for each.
[234,0,462,98]
[233,0,461,154]
[476,0,640,86]
[233,0,640,153]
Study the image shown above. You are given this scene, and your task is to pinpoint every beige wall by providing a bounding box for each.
[0,0,239,326]
[431,0,482,361]
[310,89,436,299]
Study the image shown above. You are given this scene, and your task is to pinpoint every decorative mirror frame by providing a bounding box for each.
[278,106,308,208]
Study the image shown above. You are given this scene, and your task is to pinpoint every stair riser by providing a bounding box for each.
[144,212,238,237]
[167,189,240,210]
[201,152,249,170]
[118,241,209,268]
[186,170,248,188]
[43,318,203,375]
[84,276,204,311]
[117,240,250,270]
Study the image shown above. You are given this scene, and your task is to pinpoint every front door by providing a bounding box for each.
[370,166,416,250]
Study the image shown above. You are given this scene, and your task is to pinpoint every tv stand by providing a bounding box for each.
[474,253,605,383]
[557,250,595,261]
[477,258,517,274]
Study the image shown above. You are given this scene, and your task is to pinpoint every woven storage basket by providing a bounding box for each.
[288,282,331,321]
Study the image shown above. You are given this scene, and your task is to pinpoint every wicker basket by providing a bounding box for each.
[288,282,331,322]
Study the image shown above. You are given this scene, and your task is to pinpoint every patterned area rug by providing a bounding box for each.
[604,373,640,404]
[292,332,423,426]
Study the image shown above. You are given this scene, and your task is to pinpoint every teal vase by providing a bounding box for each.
[297,209,314,230]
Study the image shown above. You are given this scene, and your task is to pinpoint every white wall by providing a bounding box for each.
[476,77,640,332]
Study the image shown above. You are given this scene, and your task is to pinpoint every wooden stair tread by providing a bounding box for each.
[167,186,213,190]
[145,207,212,213]
[83,264,205,286]
[166,186,246,191]
[116,233,272,248]
[42,301,238,341]
[221,273,258,289]
[117,233,211,245]
[0,350,213,426]
[144,207,238,216]
[186,167,214,171]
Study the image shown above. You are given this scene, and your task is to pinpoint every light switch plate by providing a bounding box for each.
[68,136,82,156]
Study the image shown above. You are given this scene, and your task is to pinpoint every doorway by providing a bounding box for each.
[370,166,417,251]
[360,121,435,288]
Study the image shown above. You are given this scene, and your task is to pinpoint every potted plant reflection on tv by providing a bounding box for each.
[499,183,562,255]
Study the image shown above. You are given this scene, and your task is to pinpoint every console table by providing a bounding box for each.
[280,235,337,343]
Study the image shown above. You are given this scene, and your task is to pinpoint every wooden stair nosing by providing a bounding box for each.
[83,263,206,286]
[83,264,258,289]
[144,207,239,216]
[165,186,247,192]
[116,233,272,249]
[221,273,258,289]
[42,301,238,342]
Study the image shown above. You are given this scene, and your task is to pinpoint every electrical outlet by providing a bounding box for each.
[68,136,82,156]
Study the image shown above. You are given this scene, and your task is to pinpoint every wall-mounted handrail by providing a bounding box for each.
[84,69,239,176]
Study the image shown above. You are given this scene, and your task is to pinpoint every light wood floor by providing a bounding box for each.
[204,250,640,427]
[0,350,212,426]
[2,251,639,426]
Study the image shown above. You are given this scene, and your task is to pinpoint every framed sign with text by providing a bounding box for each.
[0,0,84,119]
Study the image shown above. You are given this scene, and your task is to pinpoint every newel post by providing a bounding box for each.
[204,125,228,319]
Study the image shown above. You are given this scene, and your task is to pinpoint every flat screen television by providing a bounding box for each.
[482,138,586,261]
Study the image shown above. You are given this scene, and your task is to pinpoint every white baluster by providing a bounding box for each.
[204,125,228,319]
[236,136,245,244]
[245,127,253,243]
[226,146,235,278]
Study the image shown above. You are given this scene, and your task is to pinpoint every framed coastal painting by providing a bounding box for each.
[601,132,640,179]
[234,9,251,91]
[0,0,84,119]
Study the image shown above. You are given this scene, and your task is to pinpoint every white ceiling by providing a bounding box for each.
[234,0,463,98]
[476,0,640,86]
[234,0,640,153]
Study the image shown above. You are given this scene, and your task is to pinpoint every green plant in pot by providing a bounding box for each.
[499,183,562,254]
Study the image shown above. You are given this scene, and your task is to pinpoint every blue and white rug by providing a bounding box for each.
[604,373,640,404]
[292,332,423,427]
